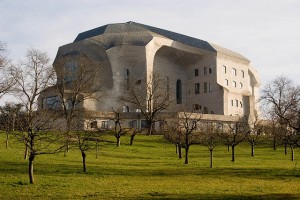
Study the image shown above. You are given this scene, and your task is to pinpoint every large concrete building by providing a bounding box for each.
[39,21,260,129]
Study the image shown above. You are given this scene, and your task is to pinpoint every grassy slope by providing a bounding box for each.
[0,132,299,200]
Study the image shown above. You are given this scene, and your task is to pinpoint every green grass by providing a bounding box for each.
[0,132,299,199]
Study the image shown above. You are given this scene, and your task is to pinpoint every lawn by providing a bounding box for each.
[0,132,299,199]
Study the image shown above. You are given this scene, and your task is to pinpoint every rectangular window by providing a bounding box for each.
[240,82,243,89]
[225,79,229,86]
[101,121,108,129]
[124,69,130,79]
[204,82,207,93]
[232,68,237,76]
[43,96,60,109]
[195,69,198,76]
[209,68,212,74]
[209,82,212,92]
[223,66,227,73]
[64,60,77,82]
[129,120,137,129]
[204,67,207,75]
[204,107,208,114]
[195,83,200,94]
[233,81,237,88]
[236,99,239,107]
[90,121,98,128]
[241,70,245,78]
[231,100,234,106]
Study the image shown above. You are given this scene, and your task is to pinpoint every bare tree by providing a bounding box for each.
[164,115,184,159]
[261,76,300,160]
[0,41,14,98]
[219,118,250,162]
[10,48,65,184]
[107,108,127,147]
[200,122,222,168]
[49,54,103,153]
[247,116,264,157]
[120,74,171,135]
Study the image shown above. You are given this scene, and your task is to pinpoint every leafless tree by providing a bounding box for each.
[0,41,14,98]
[261,76,300,160]
[120,73,172,135]
[10,48,65,184]
[219,118,250,162]
[164,115,184,159]
[50,54,103,153]
[246,116,264,157]
[107,108,127,147]
[200,122,222,168]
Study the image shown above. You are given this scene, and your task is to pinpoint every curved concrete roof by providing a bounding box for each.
[74,21,249,61]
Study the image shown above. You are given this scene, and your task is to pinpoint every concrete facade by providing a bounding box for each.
[38,21,260,129]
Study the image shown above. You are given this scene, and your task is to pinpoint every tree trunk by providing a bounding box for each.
[6,132,9,148]
[116,137,120,147]
[231,145,235,162]
[178,145,182,159]
[148,122,153,136]
[284,144,287,155]
[185,146,189,164]
[210,149,213,168]
[82,151,86,172]
[130,134,135,145]
[227,144,230,152]
[291,147,294,161]
[24,145,28,160]
[29,154,35,184]
[251,144,255,157]
[273,139,276,150]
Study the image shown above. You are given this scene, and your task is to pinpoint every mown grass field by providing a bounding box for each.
[0,131,299,199]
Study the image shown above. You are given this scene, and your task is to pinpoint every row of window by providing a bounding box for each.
[223,66,245,78]
[193,104,214,114]
[42,96,73,110]
[224,79,243,89]
[194,67,212,77]
[195,82,212,94]
[231,99,243,108]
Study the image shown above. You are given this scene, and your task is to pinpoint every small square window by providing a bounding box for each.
[90,121,98,128]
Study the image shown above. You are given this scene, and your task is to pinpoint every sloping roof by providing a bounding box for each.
[74,21,249,61]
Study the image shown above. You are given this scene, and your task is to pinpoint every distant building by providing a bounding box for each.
[39,21,260,129]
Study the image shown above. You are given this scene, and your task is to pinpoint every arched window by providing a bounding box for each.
[176,79,182,104]
[122,105,129,113]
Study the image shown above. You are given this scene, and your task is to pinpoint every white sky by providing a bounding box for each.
[1,0,300,88]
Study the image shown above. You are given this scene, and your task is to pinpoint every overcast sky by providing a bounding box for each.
[1,0,300,86]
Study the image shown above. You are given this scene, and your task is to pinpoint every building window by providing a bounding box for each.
[135,80,141,85]
[90,121,97,128]
[241,70,245,78]
[240,102,243,108]
[231,100,234,106]
[101,121,108,129]
[193,104,200,110]
[129,120,137,129]
[233,81,237,88]
[240,82,243,89]
[204,67,207,75]
[223,66,227,73]
[204,107,208,114]
[209,68,212,74]
[195,69,199,76]
[232,68,237,76]
[225,79,229,86]
[124,69,130,79]
[195,83,200,94]
[211,111,215,114]
[236,99,239,107]
[64,60,77,82]
[123,105,129,113]
[176,79,182,104]
[204,82,207,93]
[43,96,60,109]
[209,82,212,92]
